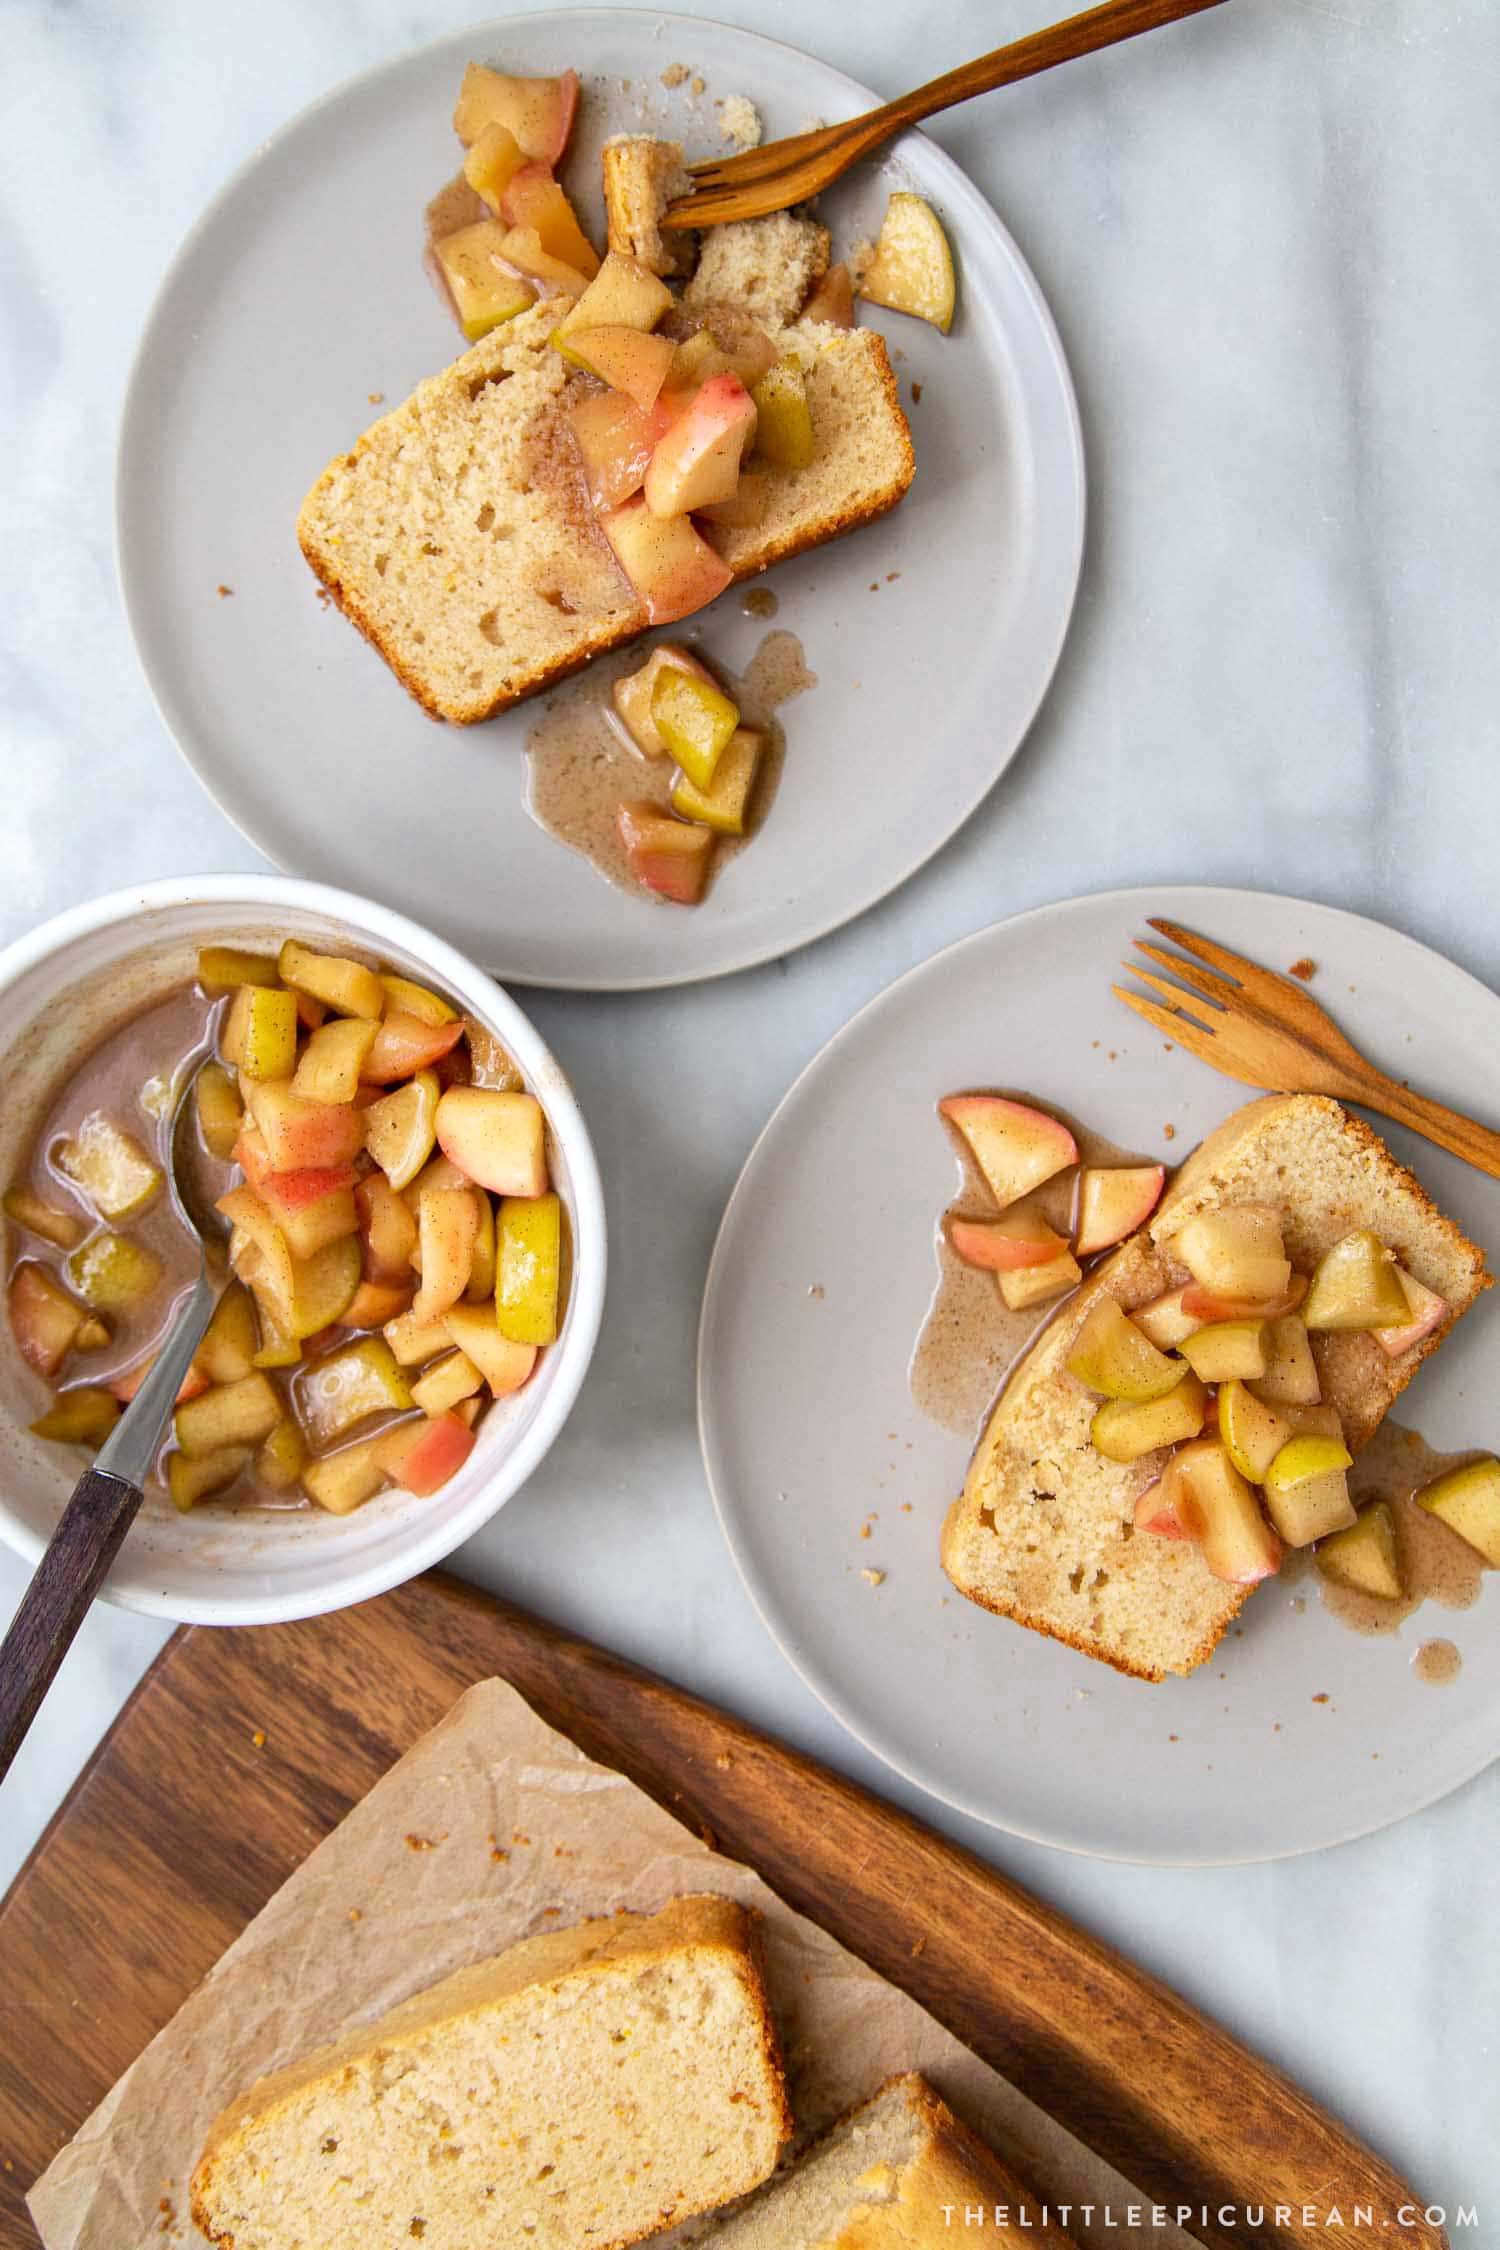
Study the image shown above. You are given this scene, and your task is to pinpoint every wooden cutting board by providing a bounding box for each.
[0,1573,1441,2250]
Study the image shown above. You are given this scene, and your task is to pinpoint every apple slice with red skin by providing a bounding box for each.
[1169,1439,1284,1584]
[948,1204,1068,1273]
[376,1409,477,1496]
[938,1095,1078,1211]
[110,1356,211,1406]
[257,1174,359,1262]
[643,374,758,518]
[1131,1286,1201,1350]
[566,326,676,409]
[435,1087,548,1198]
[10,1264,87,1377]
[1133,1473,1196,1541]
[453,64,579,167]
[360,1012,465,1084]
[242,1082,365,1173]
[616,801,715,903]
[498,163,600,279]
[613,645,718,758]
[599,496,732,624]
[1374,1267,1449,1357]
[569,391,661,512]
[1178,1271,1307,1323]
[1073,1164,1166,1257]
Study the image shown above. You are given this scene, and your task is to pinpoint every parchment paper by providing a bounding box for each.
[29,1678,1199,2250]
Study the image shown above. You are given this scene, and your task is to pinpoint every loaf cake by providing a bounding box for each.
[942,1096,1489,1680]
[190,1895,791,2250]
[694,2074,1077,2247]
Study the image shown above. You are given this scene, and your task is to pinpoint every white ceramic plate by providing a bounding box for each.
[116,10,1082,991]
[698,887,1500,1863]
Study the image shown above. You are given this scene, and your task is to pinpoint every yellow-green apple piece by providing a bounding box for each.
[1170,1438,1284,1584]
[174,1371,284,1458]
[55,1112,162,1221]
[1374,1267,1450,1358]
[1169,1206,1290,1305]
[1262,1434,1356,1545]
[1303,1228,1409,1331]
[433,223,537,340]
[616,800,715,903]
[749,358,815,471]
[365,1069,441,1191]
[410,1349,485,1418]
[220,986,299,1082]
[443,1301,538,1395]
[356,1175,419,1281]
[462,120,526,212]
[452,62,579,166]
[1179,1319,1269,1384]
[196,946,279,994]
[282,1239,362,1342]
[1089,1371,1209,1464]
[613,644,718,758]
[194,1062,243,1161]
[378,974,457,1027]
[466,1193,496,1302]
[938,1095,1078,1211]
[670,727,762,835]
[255,1417,307,1493]
[497,1190,562,1345]
[435,1087,547,1198]
[856,192,956,332]
[3,1185,84,1250]
[301,1435,388,1516]
[64,1232,163,1314]
[296,1336,413,1448]
[1219,1378,1292,1483]
[384,1306,458,1369]
[218,1187,294,1325]
[650,667,740,789]
[30,1387,121,1448]
[167,1445,252,1513]
[73,1316,110,1352]
[997,1249,1081,1311]
[277,939,384,1020]
[292,1018,378,1104]
[1416,1456,1500,1566]
[1073,1164,1165,1257]
[9,1264,87,1376]
[499,164,599,278]
[551,252,673,348]
[413,1186,482,1324]
[599,496,733,625]
[1131,1287,1201,1350]
[644,375,758,518]
[196,1280,259,1387]
[1066,1297,1184,1401]
[1317,1501,1404,1600]
[1248,1313,1320,1406]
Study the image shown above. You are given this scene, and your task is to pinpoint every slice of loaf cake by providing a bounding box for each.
[190,1896,791,2250]
[942,1096,1489,1680]
[602,135,695,274]
[694,2074,1076,2248]
[298,300,911,723]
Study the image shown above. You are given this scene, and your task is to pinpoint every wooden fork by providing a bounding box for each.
[1115,917,1500,1180]
[662,0,1231,230]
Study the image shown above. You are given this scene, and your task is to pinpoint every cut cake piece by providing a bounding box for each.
[942,1095,1490,1681]
[298,299,912,723]
[602,133,695,275]
[694,2074,1077,2249]
[190,1895,791,2250]
[684,212,832,328]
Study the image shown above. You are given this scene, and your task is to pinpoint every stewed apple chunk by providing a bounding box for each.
[444,1301,538,1395]
[564,325,675,407]
[31,1387,121,1448]
[378,1409,478,1495]
[255,1416,307,1493]
[435,1087,547,1197]
[174,1372,284,1458]
[497,1191,562,1345]
[1130,1287,1201,1350]
[938,1095,1078,1211]
[220,985,299,1082]
[413,1186,482,1324]
[499,164,599,279]
[644,374,758,517]
[613,645,719,758]
[3,1186,84,1250]
[1261,1434,1356,1545]
[600,496,733,624]
[1090,1371,1208,1464]
[462,120,525,213]
[1303,1229,1410,1332]
[356,1174,419,1282]
[360,1011,464,1084]
[1416,1457,1500,1566]
[243,1081,365,1173]
[750,358,815,472]
[569,390,664,513]
[1218,1379,1292,1483]
[650,667,740,790]
[365,1069,441,1191]
[296,1338,413,1448]
[168,1446,252,1513]
[452,62,580,168]
[384,1306,458,1368]
[411,1349,485,1417]
[1073,1165,1165,1257]
[196,1281,259,1387]
[1179,1319,1269,1384]
[1168,1439,1283,1585]
[196,946,278,994]
[433,224,538,340]
[1066,1298,1183,1402]
[379,974,456,1027]
[1248,1313,1320,1405]
[499,225,591,296]
[292,1018,377,1103]
[302,1436,389,1516]
[997,1250,1082,1311]
[856,193,956,332]
[1374,1268,1449,1357]
[1169,1206,1290,1306]
[1317,1502,1404,1599]
[55,1113,162,1221]
[64,1232,163,1314]
[550,251,673,347]
[194,1062,243,1161]
[948,1204,1069,1273]
[277,939,384,1021]
[255,1169,360,1262]
[616,801,715,903]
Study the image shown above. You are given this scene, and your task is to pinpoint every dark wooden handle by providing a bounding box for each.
[443,1583,1447,2250]
[0,1468,143,1784]
[855,0,1232,145]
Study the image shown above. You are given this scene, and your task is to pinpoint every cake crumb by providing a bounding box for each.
[406,1832,442,1851]
[861,1567,886,1587]
[910,381,923,403]
[1312,1692,1331,1705]
[808,1282,825,1299]
[216,584,234,598]
[490,1846,510,1863]
[1163,1123,1176,1141]
[660,63,689,86]
[691,74,706,96]
[250,1727,266,1748]
[1288,957,1316,981]
[512,1830,531,1845]
[348,1907,363,1922]
[717,93,762,149]
[910,1935,927,1958]
[367,391,385,404]
[714,1751,733,1770]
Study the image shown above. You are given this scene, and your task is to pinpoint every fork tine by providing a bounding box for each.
[1110,986,1226,1065]
[1120,965,1223,1036]
[1144,917,1288,996]
[1131,937,1239,1011]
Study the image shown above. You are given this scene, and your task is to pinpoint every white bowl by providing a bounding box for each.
[0,876,606,1625]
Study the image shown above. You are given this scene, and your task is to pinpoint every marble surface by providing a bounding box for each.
[2,0,1496,2230]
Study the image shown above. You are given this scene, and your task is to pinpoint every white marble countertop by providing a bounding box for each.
[3,0,1496,2232]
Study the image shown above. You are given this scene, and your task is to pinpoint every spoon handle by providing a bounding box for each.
[0,1467,144,1783]
[0,1266,218,1783]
